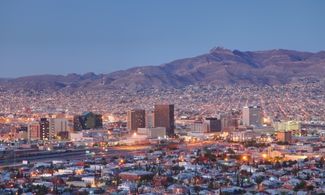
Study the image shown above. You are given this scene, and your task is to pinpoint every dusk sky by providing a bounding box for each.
[1,0,325,77]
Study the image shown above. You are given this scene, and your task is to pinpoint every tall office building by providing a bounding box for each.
[49,118,69,139]
[154,104,175,136]
[242,106,262,127]
[73,115,83,131]
[127,109,146,132]
[204,118,222,132]
[218,111,240,131]
[219,112,232,131]
[28,121,41,140]
[65,115,77,132]
[146,111,154,128]
[39,118,50,140]
[191,120,208,133]
[76,112,103,130]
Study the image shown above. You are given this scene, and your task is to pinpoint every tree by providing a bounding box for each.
[32,185,48,195]
[227,148,235,155]
[254,176,264,191]
[208,181,214,189]
[294,181,306,192]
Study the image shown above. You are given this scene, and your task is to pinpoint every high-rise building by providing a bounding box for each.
[73,115,83,131]
[219,112,232,131]
[145,111,154,128]
[218,111,240,131]
[49,118,69,139]
[39,118,50,140]
[28,122,40,140]
[127,109,146,132]
[154,104,175,136]
[65,115,77,132]
[242,106,262,127]
[191,120,208,133]
[77,112,103,130]
[204,118,222,132]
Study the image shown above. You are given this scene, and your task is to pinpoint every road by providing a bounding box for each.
[0,143,216,169]
[0,145,151,169]
[0,149,86,168]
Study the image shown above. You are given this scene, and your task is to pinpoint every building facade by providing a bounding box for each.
[145,111,154,128]
[190,120,208,133]
[39,118,50,140]
[28,121,41,140]
[74,112,103,130]
[49,118,69,139]
[127,109,146,132]
[277,131,292,143]
[242,106,262,127]
[154,104,175,136]
[137,127,166,138]
[204,118,222,132]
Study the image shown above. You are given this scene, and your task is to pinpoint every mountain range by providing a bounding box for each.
[1,47,324,91]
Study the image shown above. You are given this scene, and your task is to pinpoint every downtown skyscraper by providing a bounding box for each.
[153,104,175,136]
[127,109,146,133]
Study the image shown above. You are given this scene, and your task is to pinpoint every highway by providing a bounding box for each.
[0,145,151,169]
[0,149,86,168]
[0,143,221,169]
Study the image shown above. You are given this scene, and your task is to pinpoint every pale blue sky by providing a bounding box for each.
[0,0,324,77]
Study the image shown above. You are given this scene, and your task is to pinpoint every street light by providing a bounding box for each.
[262,153,267,159]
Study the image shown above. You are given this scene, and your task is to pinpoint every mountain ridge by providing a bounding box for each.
[1,47,324,91]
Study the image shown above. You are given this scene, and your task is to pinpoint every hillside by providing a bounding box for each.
[1,47,324,91]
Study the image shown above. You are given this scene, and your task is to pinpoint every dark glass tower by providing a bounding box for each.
[154,104,175,136]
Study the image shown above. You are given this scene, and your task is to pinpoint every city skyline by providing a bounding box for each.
[0,1,325,194]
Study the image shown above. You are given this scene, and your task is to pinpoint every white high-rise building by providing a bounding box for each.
[242,106,262,127]
[49,118,69,139]
[145,111,154,128]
